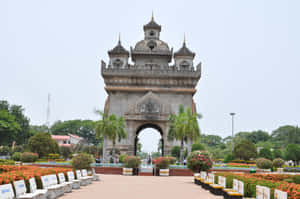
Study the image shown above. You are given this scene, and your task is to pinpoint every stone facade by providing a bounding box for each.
[100,16,201,157]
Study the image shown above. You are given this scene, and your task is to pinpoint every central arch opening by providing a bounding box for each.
[134,124,164,161]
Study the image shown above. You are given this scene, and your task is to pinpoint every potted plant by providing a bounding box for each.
[153,156,176,176]
[123,156,141,175]
[187,151,213,174]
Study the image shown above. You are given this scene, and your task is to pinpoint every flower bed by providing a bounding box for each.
[215,172,300,199]
[227,163,256,168]
[0,165,72,187]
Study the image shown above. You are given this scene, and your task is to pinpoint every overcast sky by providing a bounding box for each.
[1,0,299,152]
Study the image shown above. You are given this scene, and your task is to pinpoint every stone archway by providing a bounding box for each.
[100,17,201,160]
[134,123,164,156]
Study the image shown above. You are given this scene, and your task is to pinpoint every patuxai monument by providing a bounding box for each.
[101,15,201,158]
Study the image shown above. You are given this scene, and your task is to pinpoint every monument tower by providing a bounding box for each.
[101,15,201,157]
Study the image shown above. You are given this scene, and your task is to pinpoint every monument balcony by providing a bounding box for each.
[101,61,201,80]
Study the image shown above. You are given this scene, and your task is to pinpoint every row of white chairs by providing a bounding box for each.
[195,172,288,199]
[0,169,98,199]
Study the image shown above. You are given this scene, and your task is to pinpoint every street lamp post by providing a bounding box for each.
[230,113,236,153]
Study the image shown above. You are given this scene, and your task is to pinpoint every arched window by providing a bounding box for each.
[147,40,157,51]
[113,58,123,68]
[149,31,155,36]
[180,60,190,69]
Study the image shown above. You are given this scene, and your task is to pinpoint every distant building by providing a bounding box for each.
[51,134,84,147]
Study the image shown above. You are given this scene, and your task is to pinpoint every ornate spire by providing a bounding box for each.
[174,35,195,58]
[108,34,129,56]
[143,13,161,32]
[152,10,154,21]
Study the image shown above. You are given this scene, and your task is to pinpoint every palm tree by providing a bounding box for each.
[168,105,202,164]
[95,110,127,162]
[185,107,202,154]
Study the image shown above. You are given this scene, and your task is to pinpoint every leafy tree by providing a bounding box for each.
[51,120,98,145]
[171,146,181,159]
[251,130,270,143]
[28,133,59,158]
[137,142,142,153]
[168,105,201,163]
[271,125,300,147]
[0,100,31,145]
[235,130,269,144]
[284,144,300,165]
[9,105,31,145]
[95,111,127,160]
[0,146,11,156]
[200,135,223,147]
[0,110,20,145]
[191,143,205,151]
[272,149,283,159]
[30,125,49,134]
[151,152,161,159]
[233,140,257,160]
[60,146,72,159]
[258,148,273,160]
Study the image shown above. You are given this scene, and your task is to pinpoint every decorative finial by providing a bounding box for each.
[152,10,154,21]
[183,33,186,45]
[118,32,121,44]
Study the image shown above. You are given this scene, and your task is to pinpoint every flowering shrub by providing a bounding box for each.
[72,153,94,170]
[187,151,212,173]
[215,172,300,199]
[21,152,38,163]
[272,158,284,168]
[152,156,176,169]
[0,165,71,186]
[227,163,256,168]
[256,158,272,169]
[119,154,128,163]
[123,156,141,168]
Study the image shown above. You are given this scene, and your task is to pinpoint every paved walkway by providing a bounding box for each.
[61,175,222,199]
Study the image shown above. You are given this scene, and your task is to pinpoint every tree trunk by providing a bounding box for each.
[112,143,116,163]
[180,139,184,164]
[187,138,192,155]
[102,138,106,163]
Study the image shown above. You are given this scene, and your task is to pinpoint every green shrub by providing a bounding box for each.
[48,153,60,160]
[123,156,141,168]
[223,154,233,163]
[60,146,72,159]
[283,178,293,183]
[21,152,38,162]
[258,148,273,160]
[256,158,272,169]
[187,151,213,172]
[272,158,284,168]
[12,152,22,161]
[230,159,256,164]
[119,154,128,163]
[71,153,94,170]
[191,143,205,151]
[293,175,300,184]
[171,146,180,159]
[0,159,15,165]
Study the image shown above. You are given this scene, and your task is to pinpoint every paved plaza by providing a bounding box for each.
[60,174,222,199]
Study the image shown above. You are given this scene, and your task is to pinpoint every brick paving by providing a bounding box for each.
[60,174,223,199]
